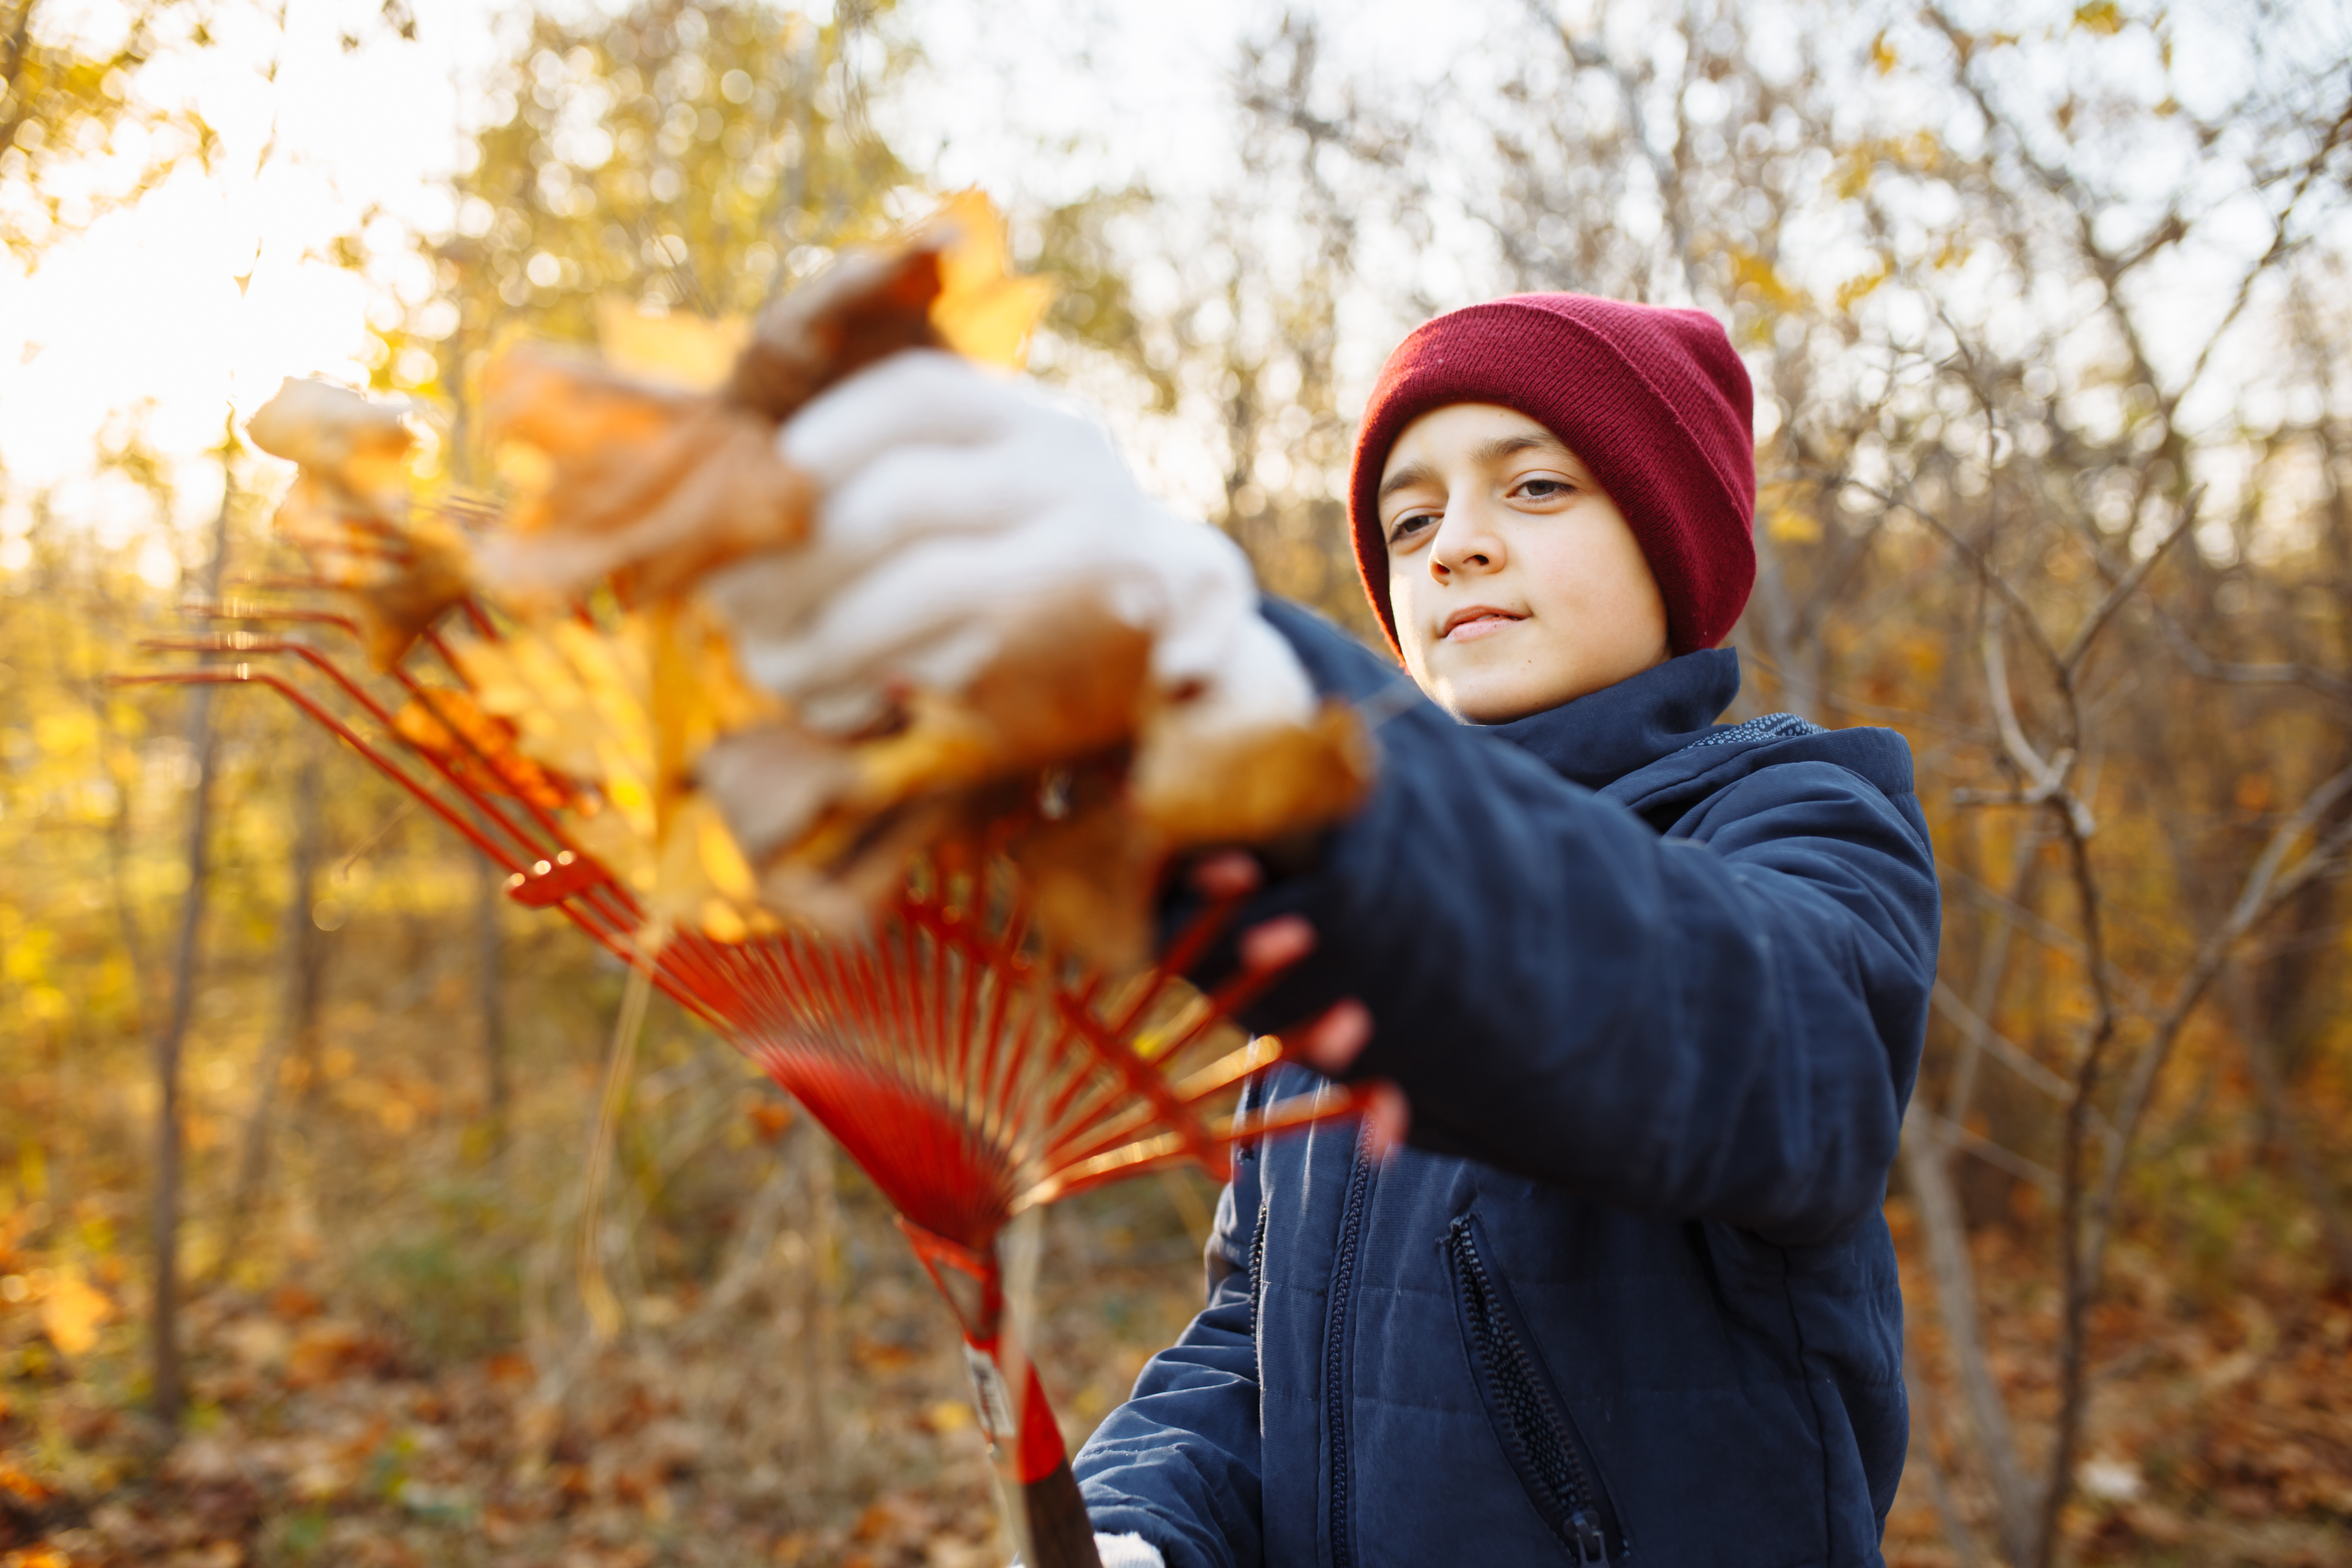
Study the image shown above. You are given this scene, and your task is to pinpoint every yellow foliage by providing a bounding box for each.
[1830,132,1944,203]
[32,711,96,757]
[1834,150,1873,202]
[1729,248,1808,313]
[2073,1,2127,37]
[1834,258,1894,313]
[37,1265,111,1357]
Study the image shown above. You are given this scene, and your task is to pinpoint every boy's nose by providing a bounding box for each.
[1429,506,1504,577]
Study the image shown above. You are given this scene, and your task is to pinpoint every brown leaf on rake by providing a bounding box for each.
[280,485,473,671]
[695,718,862,868]
[763,792,978,935]
[248,376,414,514]
[479,348,814,604]
[724,189,1050,421]
[725,244,947,420]
[850,600,1151,808]
[1131,698,1375,848]
[447,603,780,944]
[392,687,574,810]
[1005,775,1168,969]
[697,602,1153,932]
[249,378,477,670]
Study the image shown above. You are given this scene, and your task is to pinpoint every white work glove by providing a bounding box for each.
[1012,1532,1164,1568]
[697,350,1314,741]
[1092,1533,1165,1568]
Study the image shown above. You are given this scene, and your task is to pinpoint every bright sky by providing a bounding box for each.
[0,0,1486,580]
[0,0,500,576]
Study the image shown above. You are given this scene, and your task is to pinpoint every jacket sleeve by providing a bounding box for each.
[1197,600,1941,1247]
[1070,1121,1265,1568]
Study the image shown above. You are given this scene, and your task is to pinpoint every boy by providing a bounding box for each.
[716,294,1940,1566]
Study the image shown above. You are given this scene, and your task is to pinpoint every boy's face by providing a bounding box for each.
[1378,402,1671,723]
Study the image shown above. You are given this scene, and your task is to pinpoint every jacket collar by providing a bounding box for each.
[1485,648,1743,790]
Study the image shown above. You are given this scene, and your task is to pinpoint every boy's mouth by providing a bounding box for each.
[1439,605,1525,643]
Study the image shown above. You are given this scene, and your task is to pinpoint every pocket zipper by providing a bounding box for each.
[1448,1213,1624,1564]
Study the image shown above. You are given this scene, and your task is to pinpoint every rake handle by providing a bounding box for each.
[1023,1458,1102,1568]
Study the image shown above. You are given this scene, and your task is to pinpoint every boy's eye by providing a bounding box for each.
[1388,512,1436,543]
[1516,478,1572,501]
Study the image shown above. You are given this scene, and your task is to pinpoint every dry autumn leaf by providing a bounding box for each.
[248,377,476,670]
[447,601,778,940]
[594,295,753,392]
[0,1457,53,1506]
[725,188,1048,419]
[1004,779,1167,967]
[478,349,812,604]
[925,189,1057,370]
[687,602,1155,937]
[392,687,573,810]
[247,376,414,514]
[1131,698,1373,848]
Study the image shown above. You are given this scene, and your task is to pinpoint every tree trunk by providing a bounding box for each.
[150,460,235,1433]
[477,848,509,1158]
[220,739,327,1268]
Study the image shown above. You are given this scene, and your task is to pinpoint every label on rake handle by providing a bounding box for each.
[963,1343,1018,1441]
[963,1340,1069,1484]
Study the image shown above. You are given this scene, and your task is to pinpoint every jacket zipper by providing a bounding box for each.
[1247,1194,1270,1327]
[1323,1123,1375,1568]
[1448,1214,1620,1564]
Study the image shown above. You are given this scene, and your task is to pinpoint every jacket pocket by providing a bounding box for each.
[1447,1213,1627,1564]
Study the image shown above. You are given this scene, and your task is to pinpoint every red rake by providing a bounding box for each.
[122,584,1371,1567]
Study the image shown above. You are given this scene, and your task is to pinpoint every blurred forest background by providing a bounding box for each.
[4,0,2352,1565]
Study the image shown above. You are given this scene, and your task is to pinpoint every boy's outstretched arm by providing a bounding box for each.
[1069,1133,1268,1568]
[1201,600,1942,1249]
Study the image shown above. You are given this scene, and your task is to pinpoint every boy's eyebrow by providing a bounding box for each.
[1473,431,1574,465]
[1378,432,1577,506]
[1376,459,1440,505]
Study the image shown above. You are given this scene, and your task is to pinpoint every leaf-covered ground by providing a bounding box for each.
[0,1174,1207,1568]
[2,1175,2347,1567]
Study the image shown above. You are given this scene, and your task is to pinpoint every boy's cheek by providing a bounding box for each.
[1387,575,1436,667]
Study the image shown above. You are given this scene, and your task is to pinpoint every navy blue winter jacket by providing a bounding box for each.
[1072,600,1941,1567]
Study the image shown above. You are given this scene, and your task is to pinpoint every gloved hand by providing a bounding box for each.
[697,349,1316,745]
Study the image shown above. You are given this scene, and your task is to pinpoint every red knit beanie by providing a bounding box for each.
[1347,294,1756,658]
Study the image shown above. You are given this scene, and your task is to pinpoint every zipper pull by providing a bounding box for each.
[1568,1510,1608,1564]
